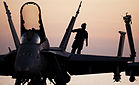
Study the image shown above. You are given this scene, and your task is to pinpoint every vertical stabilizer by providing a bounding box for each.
[3,2,20,49]
[59,1,82,51]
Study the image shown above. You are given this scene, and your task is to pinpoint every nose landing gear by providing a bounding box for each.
[113,74,121,82]
[14,77,47,85]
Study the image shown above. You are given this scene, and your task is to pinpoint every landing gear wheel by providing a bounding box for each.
[129,76,135,82]
[113,74,121,82]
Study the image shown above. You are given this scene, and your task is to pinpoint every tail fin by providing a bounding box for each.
[59,1,82,51]
[3,1,20,49]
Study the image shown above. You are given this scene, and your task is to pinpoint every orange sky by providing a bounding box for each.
[0,0,139,85]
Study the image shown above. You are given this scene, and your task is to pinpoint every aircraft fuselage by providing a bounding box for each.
[14,31,49,79]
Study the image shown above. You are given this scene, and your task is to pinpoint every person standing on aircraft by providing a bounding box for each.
[71,23,88,54]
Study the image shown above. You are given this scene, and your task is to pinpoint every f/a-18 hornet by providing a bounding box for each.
[0,1,139,85]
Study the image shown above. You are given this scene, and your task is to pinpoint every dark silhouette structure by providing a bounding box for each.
[71,23,88,54]
[2,1,139,85]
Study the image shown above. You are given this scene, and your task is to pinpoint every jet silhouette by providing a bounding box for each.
[0,1,139,85]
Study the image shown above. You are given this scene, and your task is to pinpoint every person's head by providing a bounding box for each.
[81,23,86,30]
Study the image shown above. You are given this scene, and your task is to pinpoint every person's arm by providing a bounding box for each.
[72,29,79,32]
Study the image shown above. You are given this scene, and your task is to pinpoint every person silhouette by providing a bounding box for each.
[71,23,88,54]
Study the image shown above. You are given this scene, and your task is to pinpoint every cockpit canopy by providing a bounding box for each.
[21,30,41,44]
[22,4,40,30]
[20,2,46,43]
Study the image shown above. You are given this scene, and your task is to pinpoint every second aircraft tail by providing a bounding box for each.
[3,1,20,49]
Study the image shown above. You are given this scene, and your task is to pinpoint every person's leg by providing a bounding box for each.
[77,42,83,54]
[71,40,78,54]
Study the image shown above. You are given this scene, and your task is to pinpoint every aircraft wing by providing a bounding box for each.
[41,47,71,57]
[67,54,133,75]
[0,51,16,76]
[41,49,133,75]
[126,62,139,76]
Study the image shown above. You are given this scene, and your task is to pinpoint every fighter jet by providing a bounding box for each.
[0,1,139,85]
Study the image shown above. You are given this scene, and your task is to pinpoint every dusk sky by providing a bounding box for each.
[0,0,139,85]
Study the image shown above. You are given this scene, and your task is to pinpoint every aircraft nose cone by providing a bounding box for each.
[15,62,40,78]
[15,44,41,78]
[15,59,39,74]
